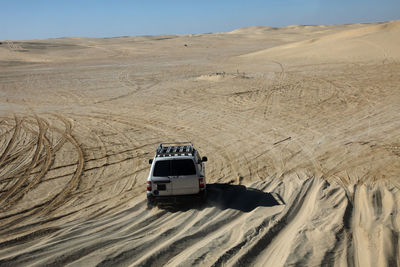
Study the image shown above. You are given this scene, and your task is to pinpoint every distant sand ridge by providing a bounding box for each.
[0,21,399,266]
[242,20,400,62]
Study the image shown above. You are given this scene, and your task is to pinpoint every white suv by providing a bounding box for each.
[146,142,207,207]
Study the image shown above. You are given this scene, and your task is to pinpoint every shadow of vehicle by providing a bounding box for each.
[206,183,284,212]
[157,183,284,212]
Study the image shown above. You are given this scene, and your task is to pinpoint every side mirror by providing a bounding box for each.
[149,159,153,164]
[201,156,208,162]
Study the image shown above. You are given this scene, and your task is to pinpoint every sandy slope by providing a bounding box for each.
[241,20,400,63]
[0,20,399,266]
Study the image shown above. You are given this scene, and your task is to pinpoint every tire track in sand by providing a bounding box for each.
[5,118,53,206]
[0,113,84,234]
[0,114,71,184]
[40,118,84,214]
[0,116,22,168]
[0,116,46,206]
[263,61,285,119]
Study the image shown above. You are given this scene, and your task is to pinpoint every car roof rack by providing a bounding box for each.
[156,142,194,157]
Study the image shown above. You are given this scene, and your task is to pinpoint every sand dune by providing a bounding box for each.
[241,20,400,63]
[0,21,399,266]
[228,26,278,34]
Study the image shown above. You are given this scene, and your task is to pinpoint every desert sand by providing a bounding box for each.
[0,20,399,266]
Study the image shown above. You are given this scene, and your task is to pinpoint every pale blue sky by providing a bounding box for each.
[1,0,400,40]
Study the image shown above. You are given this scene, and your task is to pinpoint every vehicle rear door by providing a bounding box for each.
[170,159,199,195]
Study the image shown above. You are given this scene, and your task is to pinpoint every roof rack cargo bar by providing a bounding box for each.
[156,142,194,156]
[158,141,193,147]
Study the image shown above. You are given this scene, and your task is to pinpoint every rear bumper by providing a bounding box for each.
[147,190,206,204]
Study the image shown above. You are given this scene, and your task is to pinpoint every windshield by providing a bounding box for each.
[153,159,196,176]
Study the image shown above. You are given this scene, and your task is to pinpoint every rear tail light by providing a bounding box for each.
[199,178,205,189]
[147,181,152,191]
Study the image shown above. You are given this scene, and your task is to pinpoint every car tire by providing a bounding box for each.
[147,198,155,209]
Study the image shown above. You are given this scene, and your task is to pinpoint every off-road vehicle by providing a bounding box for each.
[146,142,207,207]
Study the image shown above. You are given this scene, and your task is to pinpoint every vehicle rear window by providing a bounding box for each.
[153,160,170,176]
[153,159,196,176]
